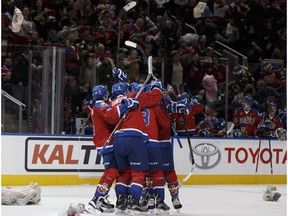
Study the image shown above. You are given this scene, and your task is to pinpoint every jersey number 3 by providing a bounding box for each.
[142,109,150,126]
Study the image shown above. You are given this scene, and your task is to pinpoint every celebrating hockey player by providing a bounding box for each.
[87,85,139,214]
[150,95,190,211]
[132,83,170,214]
[108,76,163,214]
[195,101,226,137]
[174,92,205,136]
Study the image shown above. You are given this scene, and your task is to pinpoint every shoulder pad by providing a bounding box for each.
[95,101,109,109]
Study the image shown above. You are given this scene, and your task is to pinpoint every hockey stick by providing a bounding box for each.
[268,137,273,174]
[256,113,265,172]
[125,40,145,59]
[116,1,137,22]
[116,1,137,65]
[181,111,196,182]
[176,89,196,181]
[98,56,154,155]
[255,138,261,172]
[171,122,183,148]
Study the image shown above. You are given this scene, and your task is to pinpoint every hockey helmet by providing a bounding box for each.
[179,92,191,103]
[112,82,128,98]
[241,96,253,109]
[92,85,108,100]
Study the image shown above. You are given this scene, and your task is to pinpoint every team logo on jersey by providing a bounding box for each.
[97,183,109,195]
[145,177,153,189]
[168,185,178,196]
[240,116,255,125]
[193,143,221,169]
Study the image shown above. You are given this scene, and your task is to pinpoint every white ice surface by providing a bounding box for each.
[1,184,286,216]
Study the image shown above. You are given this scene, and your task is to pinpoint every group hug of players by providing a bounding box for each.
[82,67,192,215]
[80,66,285,215]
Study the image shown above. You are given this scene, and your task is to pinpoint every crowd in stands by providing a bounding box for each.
[1,0,286,137]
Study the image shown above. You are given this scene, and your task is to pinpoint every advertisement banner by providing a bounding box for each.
[1,135,286,185]
[173,138,287,175]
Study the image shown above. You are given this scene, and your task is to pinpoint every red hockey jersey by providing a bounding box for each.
[173,103,205,135]
[91,101,123,152]
[233,107,261,137]
[109,88,163,139]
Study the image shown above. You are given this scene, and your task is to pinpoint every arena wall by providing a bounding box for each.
[1,135,286,186]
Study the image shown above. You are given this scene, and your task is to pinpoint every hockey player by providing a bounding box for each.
[173,92,205,136]
[132,83,170,214]
[257,102,283,139]
[150,96,190,211]
[108,80,164,214]
[233,96,261,137]
[195,102,226,137]
[87,85,139,214]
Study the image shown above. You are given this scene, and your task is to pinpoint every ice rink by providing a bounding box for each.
[1,184,286,216]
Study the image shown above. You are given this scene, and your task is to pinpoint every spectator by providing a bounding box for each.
[1,56,13,95]
[79,56,94,88]
[64,39,80,77]
[10,48,30,116]
[31,64,42,101]
[259,61,284,94]
[31,0,55,40]
[44,29,63,47]
[255,80,281,111]
[120,49,141,83]
[213,0,229,27]
[166,51,184,93]
[124,17,148,46]
[96,54,114,87]
[153,48,167,81]
[64,76,83,116]
[199,74,219,104]
[158,19,177,51]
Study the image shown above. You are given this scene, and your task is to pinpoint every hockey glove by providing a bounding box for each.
[112,68,128,82]
[167,101,189,114]
[122,98,139,110]
[199,128,210,137]
[264,119,272,128]
[233,129,242,137]
[151,80,162,91]
[190,96,200,106]
[257,123,266,132]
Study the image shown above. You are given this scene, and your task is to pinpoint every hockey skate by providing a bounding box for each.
[147,195,156,214]
[116,194,127,215]
[99,196,114,212]
[87,197,104,214]
[172,197,182,212]
[139,193,149,207]
[127,198,148,215]
[156,198,170,215]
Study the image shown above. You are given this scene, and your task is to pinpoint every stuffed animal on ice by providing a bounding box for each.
[199,74,219,102]
[263,185,281,201]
